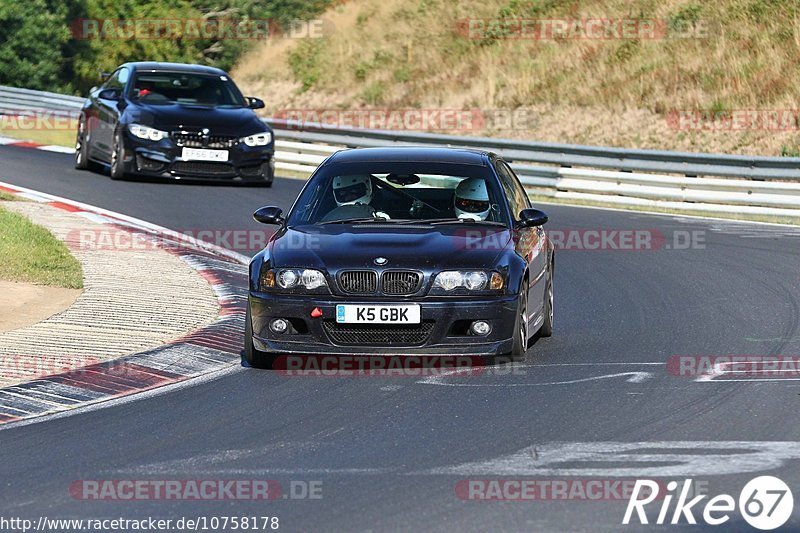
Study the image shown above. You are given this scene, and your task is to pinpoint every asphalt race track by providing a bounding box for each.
[1,143,800,531]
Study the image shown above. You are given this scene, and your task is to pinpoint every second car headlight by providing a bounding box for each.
[241,132,272,146]
[260,268,328,291]
[432,271,504,291]
[129,124,168,141]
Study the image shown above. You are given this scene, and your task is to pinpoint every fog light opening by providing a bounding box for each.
[470,320,491,336]
[270,318,289,334]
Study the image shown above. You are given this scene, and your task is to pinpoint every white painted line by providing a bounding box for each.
[38,145,75,154]
[425,441,800,478]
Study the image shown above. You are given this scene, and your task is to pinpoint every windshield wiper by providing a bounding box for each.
[319,217,392,225]
[414,218,506,226]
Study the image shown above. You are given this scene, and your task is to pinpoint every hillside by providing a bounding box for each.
[233,0,800,156]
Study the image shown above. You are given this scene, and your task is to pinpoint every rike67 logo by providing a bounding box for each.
[624,476,794,530]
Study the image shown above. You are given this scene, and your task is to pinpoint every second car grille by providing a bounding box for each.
[338,271,378,294]
[171,161,236,177]
[382,271,422,295]
[322,321,434,345]
[171,131,239,149]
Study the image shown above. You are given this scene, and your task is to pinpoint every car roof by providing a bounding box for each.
[123,62,229,76]
[324,147,490,166]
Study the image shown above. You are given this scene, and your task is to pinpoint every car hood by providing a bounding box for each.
[269,225,512,271]
[128,103,267,135]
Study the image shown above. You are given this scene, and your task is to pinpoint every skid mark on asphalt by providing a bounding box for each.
[419,371,653,387]
[417,362,660,387]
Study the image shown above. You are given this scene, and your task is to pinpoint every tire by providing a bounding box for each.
[244,305,277,369]
[539,267,554,338]
[508,284,530,362]
[109,129,126,180]
[74,116,92,171]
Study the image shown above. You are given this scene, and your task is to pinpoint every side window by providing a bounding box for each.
[495,160,529,219]
[503,162,530,210]
[102,68,129,92]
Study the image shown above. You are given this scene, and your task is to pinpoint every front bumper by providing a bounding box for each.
[248,292,519,356]
[120,132,274,181]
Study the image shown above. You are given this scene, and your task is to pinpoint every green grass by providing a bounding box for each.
[0,126,75,148]
[0,192,17,201]
[0,206,83,288]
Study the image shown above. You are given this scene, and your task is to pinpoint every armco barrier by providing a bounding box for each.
[3,85,800,219]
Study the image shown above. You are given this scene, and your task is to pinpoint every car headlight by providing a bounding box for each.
[432,271,504,291]
[128,124,168,141]
[241,132,272,146]
[259,268,328,292]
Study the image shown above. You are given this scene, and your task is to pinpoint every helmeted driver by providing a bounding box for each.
[333,174,373,206]
[454,178,491,220]
[331,175,390,219]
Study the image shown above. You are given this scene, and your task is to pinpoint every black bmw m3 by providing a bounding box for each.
[245,147,554,367]
[74,62,275,185]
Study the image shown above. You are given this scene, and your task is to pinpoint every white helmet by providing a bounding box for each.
[333,175,372,206]
[454,178,491,220]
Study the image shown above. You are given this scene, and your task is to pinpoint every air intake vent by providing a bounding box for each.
[338,270,378,294]
[382,271,422,295]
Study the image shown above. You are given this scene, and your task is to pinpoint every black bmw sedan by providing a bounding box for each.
[74,62,275,185]
[245,147,554,367]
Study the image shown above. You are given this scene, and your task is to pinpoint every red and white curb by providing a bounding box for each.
[0,181,249,426]
[0,135,75,154]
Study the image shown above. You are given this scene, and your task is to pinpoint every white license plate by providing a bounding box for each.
[336,304,420,324]
[181,147,229,162]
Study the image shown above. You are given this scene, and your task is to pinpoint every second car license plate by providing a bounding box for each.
[336,304,420,324]
[181,147,229,162]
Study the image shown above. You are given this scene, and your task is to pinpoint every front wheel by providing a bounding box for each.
[539,269,553,338]
[508,285,530,361]
[74,116,93,170]
[244,305,277,369]
[109,130,126,180]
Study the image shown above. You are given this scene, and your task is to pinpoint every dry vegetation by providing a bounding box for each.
[233,0,800,155]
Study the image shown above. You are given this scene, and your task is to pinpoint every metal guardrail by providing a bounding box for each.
[3,85,800,219]
[0,86,83,118]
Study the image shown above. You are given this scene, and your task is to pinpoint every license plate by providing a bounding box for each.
[181,147,229,162]
[336,304,420,324]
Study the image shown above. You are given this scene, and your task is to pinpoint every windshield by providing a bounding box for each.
[286,162,509,226]
[130,72,246,107]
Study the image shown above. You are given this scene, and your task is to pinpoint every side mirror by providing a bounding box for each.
[253,206,284,225]
[98,88,120,101]
[517,208,548,227]
[247,97,265,109]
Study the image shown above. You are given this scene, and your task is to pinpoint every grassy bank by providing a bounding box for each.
[234,0,800,156]
[0,126,75,148]
[0,204,83,288]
